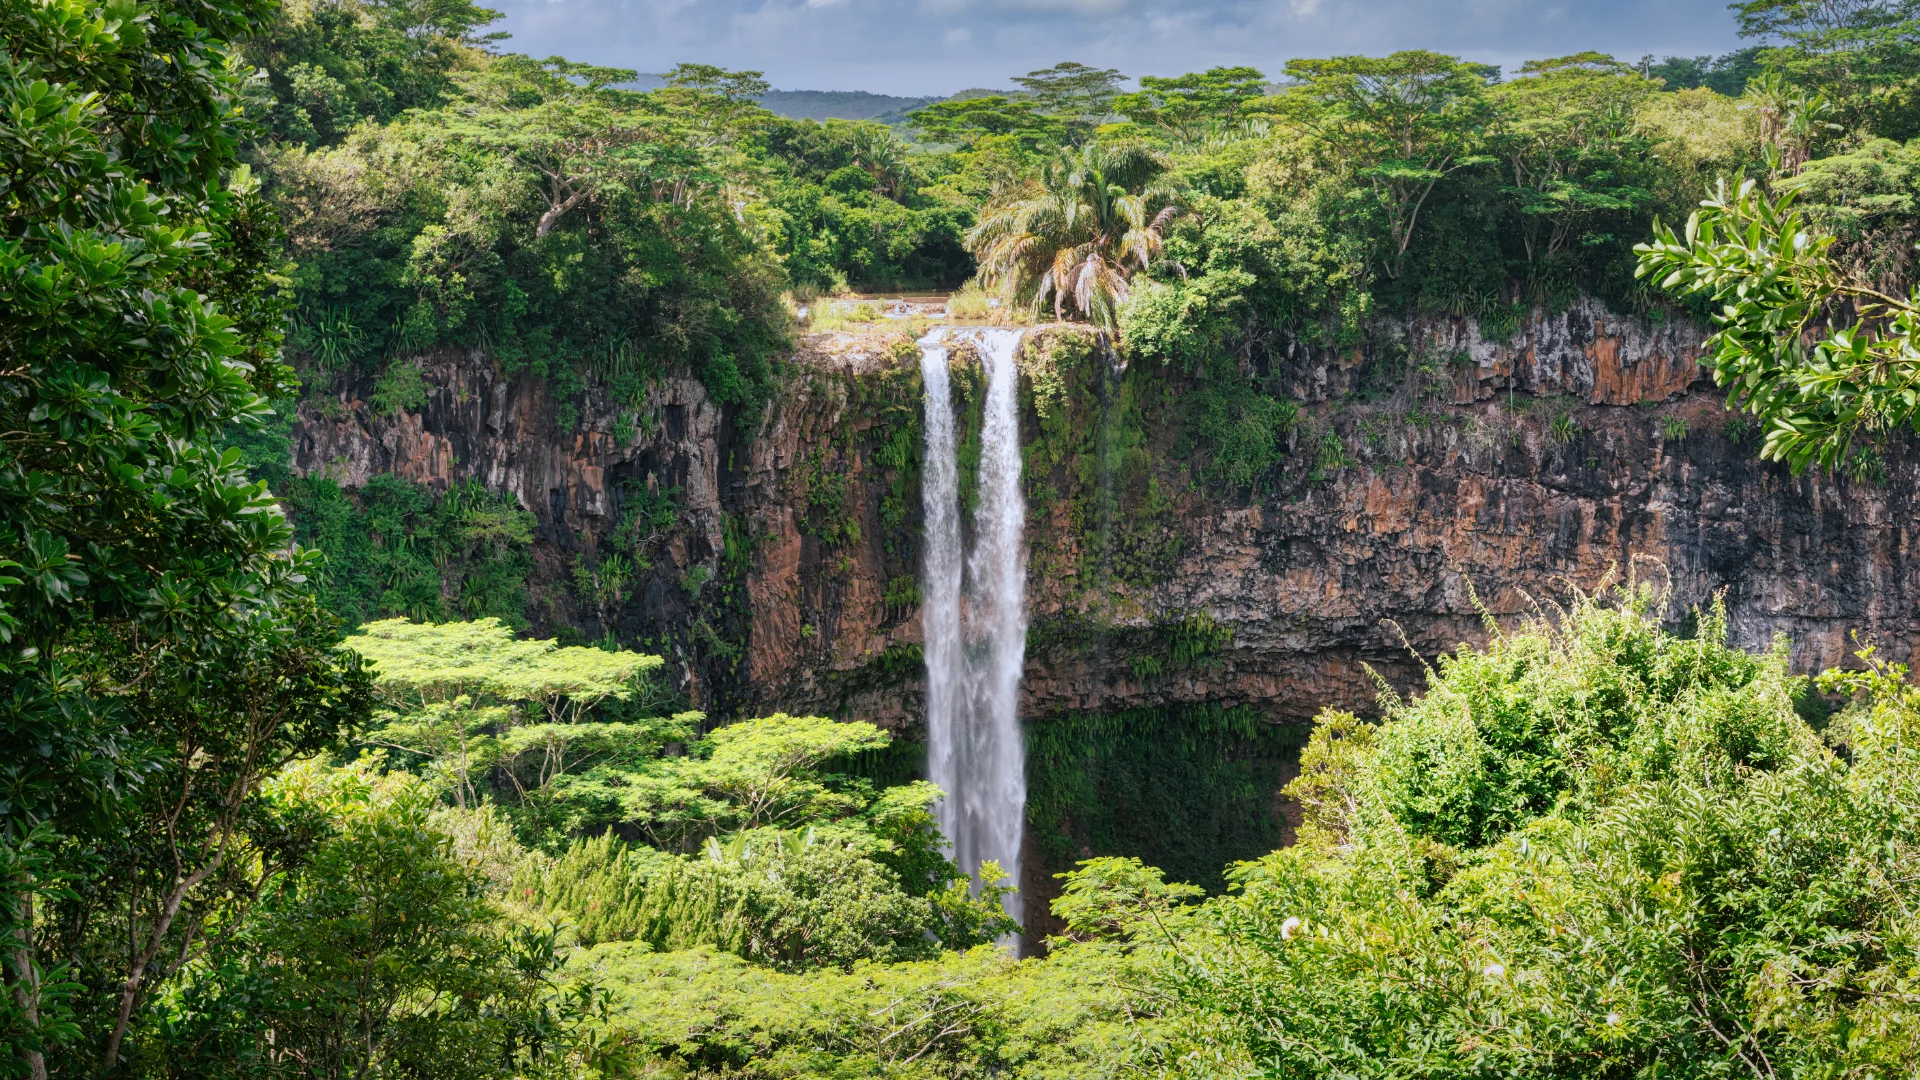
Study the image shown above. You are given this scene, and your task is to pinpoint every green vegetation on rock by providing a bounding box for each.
[12,0,1920,1075]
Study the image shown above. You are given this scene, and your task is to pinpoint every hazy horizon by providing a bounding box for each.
[483,0,1750,97]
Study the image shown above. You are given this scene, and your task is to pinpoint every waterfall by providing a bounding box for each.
[920,327,1028,929]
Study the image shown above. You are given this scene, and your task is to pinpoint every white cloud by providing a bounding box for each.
[945,26,972,42]
[1290,0,1321,13]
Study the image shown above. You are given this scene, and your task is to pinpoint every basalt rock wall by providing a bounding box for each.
[290,299,1920,729]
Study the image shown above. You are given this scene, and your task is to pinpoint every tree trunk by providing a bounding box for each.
[102,856,222,1070]
[8,889,46,1080]
[536,190,590,238]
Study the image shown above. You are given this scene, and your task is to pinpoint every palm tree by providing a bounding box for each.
[966,141,1182,331]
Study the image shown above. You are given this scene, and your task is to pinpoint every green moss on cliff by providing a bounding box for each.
[283,474,536,628]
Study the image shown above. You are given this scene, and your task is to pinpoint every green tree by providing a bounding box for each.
[1278,51,1497,277]
[244,0,504,146]
[268,55,792,421]
[1012,61,1126,142]
[967,141,1181,329]
[345,618,663,809]
[1644,47,1766,94]
[139,761,606,1079]
[438,56,692,237]
[530,827,1013,970]
[906,96,1067,150]
[0,0,376,1070]
[1735,0,1920,138]
[1636,177,1920,473]
[1113,66,1270,149]
[1782,133,1920,289]
[519,715,1020,969]
[1132,580,1920,1077]
[1489,53,1658,271]
[614,713,889,850]
[1743,70,1845,177]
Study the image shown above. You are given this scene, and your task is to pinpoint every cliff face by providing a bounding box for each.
[291,299,1920,731]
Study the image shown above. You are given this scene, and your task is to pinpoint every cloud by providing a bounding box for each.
[1000,0,1131,12]
[480,0,1745,94]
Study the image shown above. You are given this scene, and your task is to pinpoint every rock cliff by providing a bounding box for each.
[292,299,1920,732]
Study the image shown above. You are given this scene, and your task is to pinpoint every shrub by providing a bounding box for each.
[1137,576,1920,1079]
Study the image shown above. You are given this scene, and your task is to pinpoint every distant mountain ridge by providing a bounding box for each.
[757,89,942,122]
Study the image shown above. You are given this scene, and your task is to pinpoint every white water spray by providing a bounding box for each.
[920,327,1028,929]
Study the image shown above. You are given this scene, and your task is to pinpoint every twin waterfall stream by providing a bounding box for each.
[919,328,1028,931]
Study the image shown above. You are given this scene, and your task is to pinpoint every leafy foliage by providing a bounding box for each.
[136,761,610,1080]
[269,56,794,422]
[969,142,1181,329]
[345,617,662,820]
[1637,177,1920,472]
[1114,67,1270,150]
[566,940,1156,1079]
[1733,0,1920,140]
[284,475,535,627]
[1083,579,1920,1078]
[524,823,1012,970]
[241,0,503,146]
[0,0,379,1068]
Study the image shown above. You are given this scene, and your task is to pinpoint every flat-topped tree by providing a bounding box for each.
[345,618,667,809]
[610,713,893,851]
[907,95,1067,150]
[347,616,659,722]
[1276,51,1497,278]
[1014,61,1126,143]
[1113,66,1270,150]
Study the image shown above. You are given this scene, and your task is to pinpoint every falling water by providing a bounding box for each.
[921,327,1028,929]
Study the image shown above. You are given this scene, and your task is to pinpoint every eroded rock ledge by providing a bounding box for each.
[292,302,1920,729]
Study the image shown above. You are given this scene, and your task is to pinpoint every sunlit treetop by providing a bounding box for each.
[906,96,1067,150]
[1113,66,1270,149]
[346,618,662,722]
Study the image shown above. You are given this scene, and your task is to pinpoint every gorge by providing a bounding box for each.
[27,0,1920,1062]
[287,297,1920,932]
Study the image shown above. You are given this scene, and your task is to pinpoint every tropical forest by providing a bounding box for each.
[8,0,1920,1075]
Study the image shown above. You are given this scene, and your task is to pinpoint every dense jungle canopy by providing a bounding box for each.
[5,0,1920,1075]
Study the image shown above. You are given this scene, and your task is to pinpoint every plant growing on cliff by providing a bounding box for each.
[1638,177,1920,473]
[968,141,1183,330]
[286,475,535,625]
[372,358,430,415]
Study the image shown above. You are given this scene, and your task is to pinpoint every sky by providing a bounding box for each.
[480,0,1752,96]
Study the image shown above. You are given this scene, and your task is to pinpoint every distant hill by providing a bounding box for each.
[758,90,943,122]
